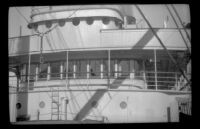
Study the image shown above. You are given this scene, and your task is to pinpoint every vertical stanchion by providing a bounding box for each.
[66,51,68,79]
[154,49,157,90]
[27,53,31,91]
[60,62,63,79]
[100,60,103,79]
[143,60,147,89]
[167,107,171,122]
[108,49,110,89]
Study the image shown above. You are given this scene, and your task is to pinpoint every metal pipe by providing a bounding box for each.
[27,53,31,91]
[165,5,191,54]
[108,49,110,88]
[154,49,157,90]
[135,5,190,87]
[66,51,68,79]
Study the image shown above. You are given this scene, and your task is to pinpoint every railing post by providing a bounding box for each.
[143,60,147,89]
[36,64,39,81]
[100,60,103,79]
[87,60,90,79]
[27,53,31,91]
[108,49,111,88]
[66,51,68,79]
[115,60,118,78]
[154,49,157,90]
[60,62,63,79]
[47,63,51,81]
[175,72,178,90]
[73,61,76,79]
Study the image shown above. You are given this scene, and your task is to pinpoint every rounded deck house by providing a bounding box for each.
[9,6,191,123]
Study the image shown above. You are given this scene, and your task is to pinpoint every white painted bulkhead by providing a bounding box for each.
[21,85,189,122]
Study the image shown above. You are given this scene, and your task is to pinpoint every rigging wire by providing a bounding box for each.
[171,4,191,42]
[165,5,191,54]
[135,5,190,89]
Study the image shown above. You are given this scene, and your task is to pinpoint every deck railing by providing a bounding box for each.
[9,71,189,91]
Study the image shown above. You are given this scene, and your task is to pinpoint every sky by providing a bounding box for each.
[8,4,190,38]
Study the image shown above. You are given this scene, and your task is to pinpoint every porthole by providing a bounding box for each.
[39,101,45,108]
[72,18,80,26]
[86,17,94,25]
[45,21,52,28]
[16,103,21,109]
[120,101,127,109]
[102,17,110,25]
[58,19,66,27]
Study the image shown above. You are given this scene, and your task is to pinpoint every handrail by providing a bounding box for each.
[9,70,189,91]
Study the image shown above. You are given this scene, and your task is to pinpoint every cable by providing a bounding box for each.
[15,7,30,24]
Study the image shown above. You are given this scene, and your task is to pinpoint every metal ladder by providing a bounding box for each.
[51,87,60,120]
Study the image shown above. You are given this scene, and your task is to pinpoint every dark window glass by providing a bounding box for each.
[20,64,27,82]
[58,19,66,27]
[102,17,110,25]
[45,21,52,28]
[119,60,129,77]
[69,61,74,78]
[79,60,87,78]
[86,17,94,25]
[39,63,48,79]
[90,60,100,78]
[50,62,60,79]
[29,64,36,81]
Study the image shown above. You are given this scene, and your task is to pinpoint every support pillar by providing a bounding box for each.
[35,64,39,81]
[100,60,103,79]
[73,62,76,79]
[60,62,63,79]
[154,49,157,90]
[108,50,111,88]
[130,60,135,79]
[47,63,51,80]
[66,51,69,79]
[114,60,118,78]
[87,60,90,79]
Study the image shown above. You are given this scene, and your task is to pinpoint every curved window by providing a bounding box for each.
[72,18,80,26]
[45,21,52,28]
[115,20,119,26]
[33,23,38,30]
[102,17,110,25]
[58,19,66,27]
[114,20,122,27]
[39,63,48,79]
[86,17,94,25]
[50,62,60,80]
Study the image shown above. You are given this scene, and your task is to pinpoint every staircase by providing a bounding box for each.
[51,87,60,120]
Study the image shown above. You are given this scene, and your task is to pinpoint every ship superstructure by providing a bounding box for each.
[9,5,191,123]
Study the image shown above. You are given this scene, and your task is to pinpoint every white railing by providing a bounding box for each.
[9,70,190,91]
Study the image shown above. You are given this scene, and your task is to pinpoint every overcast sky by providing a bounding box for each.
[8,4,190,38]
